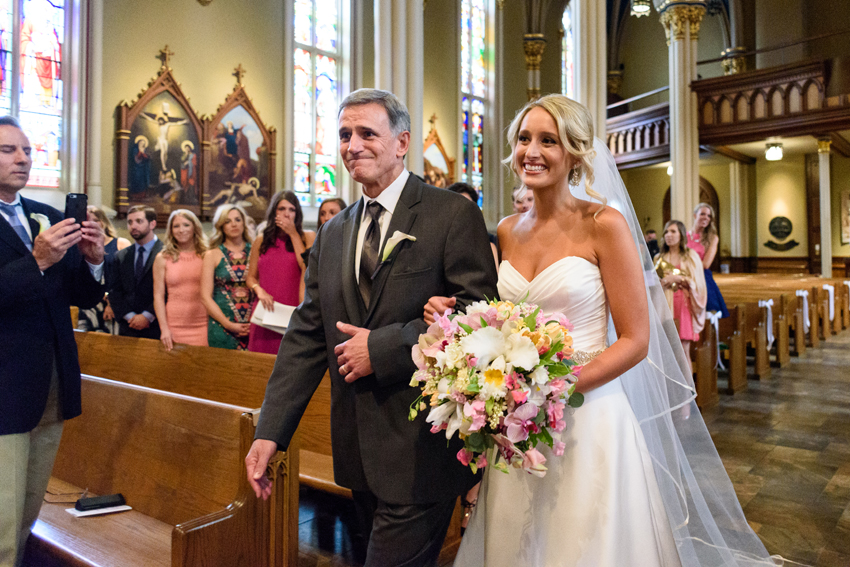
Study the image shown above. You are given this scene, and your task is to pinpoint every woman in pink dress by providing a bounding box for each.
[246,191,315,354]
[654,219,706,371]
[153,209,209,351]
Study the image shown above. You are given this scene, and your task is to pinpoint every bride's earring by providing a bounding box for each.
[569,166,581,186]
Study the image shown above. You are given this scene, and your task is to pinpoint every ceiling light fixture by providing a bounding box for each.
[631,0,651,17]
[765,142,783,161]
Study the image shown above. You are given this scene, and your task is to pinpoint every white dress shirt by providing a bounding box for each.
[0,194,104,281]
[354,169,410,283]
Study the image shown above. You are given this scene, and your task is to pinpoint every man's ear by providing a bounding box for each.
[151,220,157,230]
[395,131,411,158]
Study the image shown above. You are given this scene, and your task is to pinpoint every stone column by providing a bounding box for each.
[86,0,103,205]
[818,138,832,278]
[373,0,423,175]
[572,0,607,135]
[523,34,545,100]
[728,161,750,258]
[659,1,705,223]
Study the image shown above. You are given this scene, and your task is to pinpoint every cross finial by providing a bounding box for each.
[429,113,437,128]
[157,45,174,70]
[233,64,246,87]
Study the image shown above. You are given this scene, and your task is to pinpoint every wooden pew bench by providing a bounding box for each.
[25,375,298,567]
[716,304,747,394]
[717,289,791,368]
[691,319,718,408]
[72,332,464,562]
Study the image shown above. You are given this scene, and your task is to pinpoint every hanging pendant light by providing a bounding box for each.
[631,0,652,17]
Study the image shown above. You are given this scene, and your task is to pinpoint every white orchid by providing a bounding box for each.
[504,332,540,371]
[460,326,505,369]
[30,213,50,233]
[426,401,464,439]
[382,230,416,261]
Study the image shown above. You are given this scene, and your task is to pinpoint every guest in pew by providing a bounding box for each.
[447,181,499,269]
[152,209,209,351]
[0,116,105,567]
[109,205,164,339]
[511,184,533,213]
[201,204,253,350]
[655,219,707,372]
[317,197,347,229]
[644,228,660,259]
[246,191,315,354]
[76,206,130,334]
[688,202,729,318]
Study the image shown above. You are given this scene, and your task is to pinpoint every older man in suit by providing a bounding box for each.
[0,116,104,567]
[108,205,163,339]
[245,89,498,566]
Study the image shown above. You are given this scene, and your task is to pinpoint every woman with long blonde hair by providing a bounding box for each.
[688,202,729,318]
[152,209,209,350]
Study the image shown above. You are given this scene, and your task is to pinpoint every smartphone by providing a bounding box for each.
[64,193,88,225]
[75,493,126,511]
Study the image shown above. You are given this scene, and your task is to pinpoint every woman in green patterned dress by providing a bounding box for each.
[201,204,253,350]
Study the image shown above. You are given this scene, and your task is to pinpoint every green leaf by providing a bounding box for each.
[568,392,585,408]
[458,322,473,334]
[547,362,570,377]
[485,398,495,415]
[467,432,485,453]
[467,376,481,393]
[480,316,488,328]
[523,306,541,331]
[470,462,478,474]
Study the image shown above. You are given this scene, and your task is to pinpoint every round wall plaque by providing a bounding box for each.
[768,216,792,240]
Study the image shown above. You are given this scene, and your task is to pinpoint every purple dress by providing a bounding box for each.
[247,237,302,354]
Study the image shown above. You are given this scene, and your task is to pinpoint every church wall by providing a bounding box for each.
[617,11,669,103]
[696,14,726,81]
[99,0,285,211]
[831,153,850,257]
[754,155,807,257]
[423,0,460,173]
[361,0,375,89]
[620,166,669,236]
[754,0,805,69]
[803,0,850,61]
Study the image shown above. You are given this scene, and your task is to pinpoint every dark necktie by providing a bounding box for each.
[358,201,384,306]
[0,201,33,251]
[135,245,146,281]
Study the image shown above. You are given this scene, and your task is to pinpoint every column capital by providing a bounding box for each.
[721,46,747,75]
[658,2,706,44]
[523,34,546,71]
[607,70,624,95]
[818,138,832,154]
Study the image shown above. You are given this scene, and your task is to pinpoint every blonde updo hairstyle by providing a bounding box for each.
[504,94,606,214]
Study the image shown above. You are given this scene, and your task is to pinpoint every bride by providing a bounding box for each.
[426,95,778,566]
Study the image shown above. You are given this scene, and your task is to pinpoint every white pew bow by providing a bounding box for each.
[758,299,774,350]
[795,290,810,334]
[707,311,725,370]
[823,284,835,322]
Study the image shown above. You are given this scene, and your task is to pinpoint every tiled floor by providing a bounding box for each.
[298,330,850,567]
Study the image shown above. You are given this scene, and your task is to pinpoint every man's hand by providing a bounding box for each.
[32,218,82,271]
[103,303,114,321]
[335,322,372,383]
[128,314,151,330]
[245,439,279,500]
[78,220,105,265]
[424,296,457,325]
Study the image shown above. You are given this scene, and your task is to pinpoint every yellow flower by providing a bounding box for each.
[484,368,505,389]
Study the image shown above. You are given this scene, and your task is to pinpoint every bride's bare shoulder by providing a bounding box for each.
[497,213,521,238]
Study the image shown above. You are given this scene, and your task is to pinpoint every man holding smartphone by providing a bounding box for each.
[0,116,105,567]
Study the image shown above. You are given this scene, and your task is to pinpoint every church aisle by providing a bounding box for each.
[296,330,850,567]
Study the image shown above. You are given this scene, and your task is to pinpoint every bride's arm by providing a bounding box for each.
[573,209,650,395]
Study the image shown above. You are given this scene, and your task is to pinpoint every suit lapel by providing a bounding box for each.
[19,198,41,240]
[143,239,162,276]
[340,201,366,326]
[0,198,35,255]
[364,177,421,324]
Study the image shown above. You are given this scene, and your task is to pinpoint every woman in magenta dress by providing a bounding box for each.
[655,219,706,372]
[246,191,315,354]
[153,209,209,350]
[688,202,729,318]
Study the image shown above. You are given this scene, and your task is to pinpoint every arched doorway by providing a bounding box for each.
[663,177,722,272]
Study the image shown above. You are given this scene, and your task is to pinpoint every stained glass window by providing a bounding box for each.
[293,0,340,207]
[0,1,12,116]
[562,6,575,99]
[460,0,486,206]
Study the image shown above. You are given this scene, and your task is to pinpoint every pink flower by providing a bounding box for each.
[475,453,488,469]
[466,355,478,368]
[553,441,566,456]
[504,402,539,444]
[457,448,474,466]
[436,310,458,338]
[463,400,487,432]
[511,389,528,404]
[522,447,548,476]
[558,313,574,332]
[546,400,566,432]
[549,380,567,397]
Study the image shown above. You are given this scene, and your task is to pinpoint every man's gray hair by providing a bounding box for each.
[338,89,411,136]
[0,116,22,129]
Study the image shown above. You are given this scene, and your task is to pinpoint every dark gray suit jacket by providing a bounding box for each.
[256,175,498,504]
[109,238,164,339]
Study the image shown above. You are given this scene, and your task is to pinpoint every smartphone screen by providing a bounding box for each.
[64,193,87,225]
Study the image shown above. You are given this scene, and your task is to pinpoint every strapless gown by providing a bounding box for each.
[454,258,681,567]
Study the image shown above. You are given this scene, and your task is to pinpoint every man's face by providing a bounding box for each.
[0,126,32,194]
[127,211,154,242]
[338,103,409,193]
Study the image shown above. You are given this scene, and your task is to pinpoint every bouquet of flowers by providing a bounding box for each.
[409,299,584,477]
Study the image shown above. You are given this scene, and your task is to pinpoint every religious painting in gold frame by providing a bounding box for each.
[422,115,455,188]
[115,47,204,222]
[202,65,276,221]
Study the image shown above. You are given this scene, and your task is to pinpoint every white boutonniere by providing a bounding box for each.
[382,231,416,262]
[30,212,51,234]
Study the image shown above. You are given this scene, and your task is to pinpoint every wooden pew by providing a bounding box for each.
[26,375,298,567]
[72,332,465,561]
[691,320,718,408]
[716,304,747,394]
[718,289,791,368]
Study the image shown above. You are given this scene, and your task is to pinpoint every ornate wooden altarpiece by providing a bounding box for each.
[115,46,204,222]
[202,64,277,221]
[422,114,455,188]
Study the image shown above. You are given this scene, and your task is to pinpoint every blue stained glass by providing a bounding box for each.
[0,0,11,115]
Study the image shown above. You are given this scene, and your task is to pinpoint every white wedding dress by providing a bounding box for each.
[454,257,682,567]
